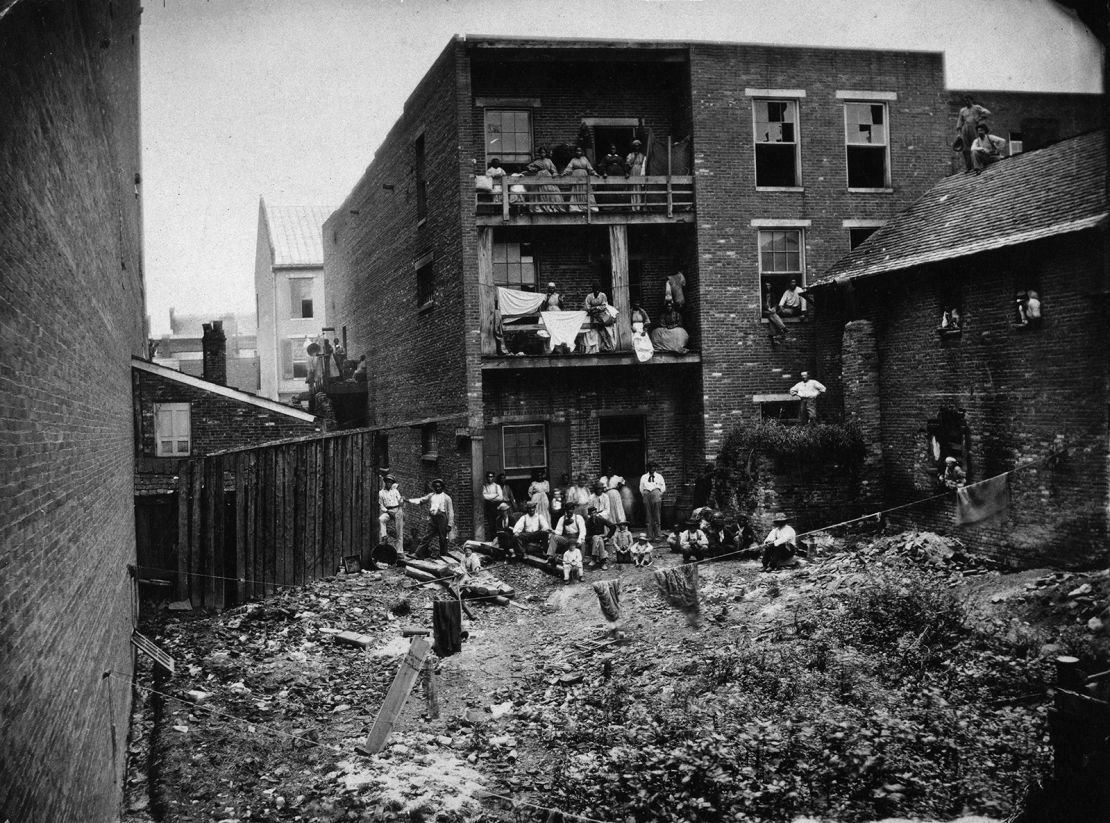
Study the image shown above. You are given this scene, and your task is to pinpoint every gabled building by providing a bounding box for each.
[324,35,966,539]
[255,199,331,401]
[809,131,1108,568]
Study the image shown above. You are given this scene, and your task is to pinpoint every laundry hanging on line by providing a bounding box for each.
[591,578,623,622]
[432,599,462,657]
[654,565,700,623]
[540,310,588,350]
[497,286,546,317]
[955,473,1011,526]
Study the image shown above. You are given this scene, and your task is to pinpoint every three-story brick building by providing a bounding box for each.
[325,35,962,538]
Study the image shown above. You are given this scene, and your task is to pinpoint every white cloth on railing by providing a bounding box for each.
[541,310,588,350]
[497,287,546,317]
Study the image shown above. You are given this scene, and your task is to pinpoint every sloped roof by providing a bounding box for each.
[262,202,330,267]
[813,131,1107,287]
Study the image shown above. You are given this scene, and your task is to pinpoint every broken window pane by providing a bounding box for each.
[754,99,799,187]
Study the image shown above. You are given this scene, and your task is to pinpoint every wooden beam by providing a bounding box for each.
[477,228,496,356]
[360,637,431,754]
[608,224,631,352]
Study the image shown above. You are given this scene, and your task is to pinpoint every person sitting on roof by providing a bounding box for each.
[970,123,1006,174]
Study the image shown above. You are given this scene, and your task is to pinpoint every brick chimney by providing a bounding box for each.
[201,320,227,386]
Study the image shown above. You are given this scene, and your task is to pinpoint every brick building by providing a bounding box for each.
[133,322,320,577]
[809,131,1107,568]
[325,35,969,539]
[153,309,260,393]
[0,0,146,819]
[255,199,332,401]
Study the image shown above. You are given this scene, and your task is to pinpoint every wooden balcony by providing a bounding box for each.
[482,349,700,370]
[475,175,695,226]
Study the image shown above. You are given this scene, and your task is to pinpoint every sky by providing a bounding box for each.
[140,0,1104,335]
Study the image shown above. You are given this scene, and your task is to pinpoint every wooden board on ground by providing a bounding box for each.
[359,636,431,755]
[131,629,175,675]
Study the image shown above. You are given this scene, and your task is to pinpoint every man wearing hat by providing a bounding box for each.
[378,475,405,550]
[481,471,505,538]
[408,479,454,558]
[547,501,585,565]
[512,500,550,559]
[762,513,797,571]
[630,532,654,567]
[678,518,709,563]
[491,502,516,559]
[584,504,615,570]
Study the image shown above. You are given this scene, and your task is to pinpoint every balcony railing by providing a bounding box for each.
[475,175,695,223]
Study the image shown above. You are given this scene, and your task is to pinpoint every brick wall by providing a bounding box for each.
[946,90,1104,174]
[134,369,320,460]
[744,455,866,539]
[834,231,1108,568]
[0,1,146,819]
[688,43,951,457]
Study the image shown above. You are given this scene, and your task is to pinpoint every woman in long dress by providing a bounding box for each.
[583,281,614,353]
[600,465,626,524]
[525,147,566,213]
[561,146,599,213]
[527,468,551,523]
[650,297,690,353]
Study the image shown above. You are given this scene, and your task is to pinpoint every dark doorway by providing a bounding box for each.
[591,125,638,167]
[599,415,646,524]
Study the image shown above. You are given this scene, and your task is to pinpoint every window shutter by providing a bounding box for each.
[483,425,502,475]
[547,422,571,481]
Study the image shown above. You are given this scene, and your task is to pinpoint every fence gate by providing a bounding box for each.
[176,429,377,609]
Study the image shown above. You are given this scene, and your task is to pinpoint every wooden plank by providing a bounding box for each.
[263,448,275,597]
[175,462,191,601]
[476,228,496,356]
[189,460,203,608]
[245,453,258,600]
[253,451,264,599]
[343,436,353,560]
[131,630,175,675]
[234,453,247,605]
[277,446,288,590]
[215,456,228,610]
[360,637,432,754]
[306,442,317,581]
[293,443,305,587]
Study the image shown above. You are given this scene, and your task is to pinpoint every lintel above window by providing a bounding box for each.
[745,88,806,98]
[835,90,897,100]
[475,97,541,108]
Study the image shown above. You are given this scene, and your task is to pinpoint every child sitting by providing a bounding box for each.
[630,533,654,567]
[562,544,584,583]
[611,521,633,564]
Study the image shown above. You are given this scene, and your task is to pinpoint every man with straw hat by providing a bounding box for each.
[762,513,797,571]
[408,478,454,559]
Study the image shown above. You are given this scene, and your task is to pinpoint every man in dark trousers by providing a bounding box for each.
[408,478,454,558]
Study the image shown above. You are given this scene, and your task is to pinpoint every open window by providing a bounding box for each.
[420,423,438,461]
[281,337,309,379]
[759,397,801,424]
[415,254,435,310]
[844,102,890,189]
[484,109,533,169]
[289,277,314,319]
[936,277,963,336]
[154,402,191,457]
[759,229,806,321]
[927,406,971,484]
[753,99,800,187]
[1012,275,1043,329]
[849,227,879,249]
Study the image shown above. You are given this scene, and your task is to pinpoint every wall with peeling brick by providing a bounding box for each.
[829,232,1108,568]
[0,1,146,819]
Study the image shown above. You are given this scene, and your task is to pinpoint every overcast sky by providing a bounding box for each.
[140,0,1103,335]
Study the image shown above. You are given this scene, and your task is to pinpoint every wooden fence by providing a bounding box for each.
[176,428,378,609]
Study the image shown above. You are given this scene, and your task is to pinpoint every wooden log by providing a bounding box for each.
[404,567,439,584]
[402,558,453,577]
[422,655,440,719]
[521,554,563,576]
[359,637,431,754]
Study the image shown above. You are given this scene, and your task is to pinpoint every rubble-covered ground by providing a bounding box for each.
[122,531,1110,823]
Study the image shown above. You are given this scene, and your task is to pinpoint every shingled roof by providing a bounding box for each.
[812,131,1106,287]
[261,201,330,267]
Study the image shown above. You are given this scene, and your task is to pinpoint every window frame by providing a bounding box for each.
[843,101,892,190]
[501,423,547,477]
[752,98,802,189]
[483,108,534,168]
[757,227,807,322]
[289,277,314,319]
[281,337,309,380]
[154,402,191,457]
[420,423,438,462]
[415,254,435,311]
[492,241,537,290]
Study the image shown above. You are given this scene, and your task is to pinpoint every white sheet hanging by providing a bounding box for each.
[540,310,588,351]
[497,286,546,317]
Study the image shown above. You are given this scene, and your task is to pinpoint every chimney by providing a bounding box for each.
[201,320,227,385]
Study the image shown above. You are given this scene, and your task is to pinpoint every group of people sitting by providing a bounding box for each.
[484,141,648,214]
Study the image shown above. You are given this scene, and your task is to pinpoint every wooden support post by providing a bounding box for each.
[234,453,247,605]
[500,175,510,222]
[608,224,631,352]
[423,654,440,719]
[175,463,191,601]
[477,228,496,356]
[360,636,431,755]
[666,136,673,218]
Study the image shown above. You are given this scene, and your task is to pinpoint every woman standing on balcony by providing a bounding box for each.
[524,147,566,214]
[625,139,646,211]
[584,281,615,353]
[561,146,600,213]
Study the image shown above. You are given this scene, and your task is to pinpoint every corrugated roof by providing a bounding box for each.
[262,202,330,267]
[813,131,1107,287]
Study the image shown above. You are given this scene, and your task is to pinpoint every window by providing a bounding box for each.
[484,109,532,165]
[844,102,890,188]
[420,423,438,461]
[281,338,308,379]
[849,227,879,249]
[502,424,546,474]
[1008,131,1024,156]
[289,278,314,318]
[753,99,800,187]
[492,242,536,289]
[154,403,191,457]
[758,229,805,318]
[414,133,427,221]
[415,256,435,308]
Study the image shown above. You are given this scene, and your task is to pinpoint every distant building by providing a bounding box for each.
[153,309,260,392]
[810,131,1107,568]
[255,199,331,401]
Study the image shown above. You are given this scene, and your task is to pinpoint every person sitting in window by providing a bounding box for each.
[939,456,967,489]
[353,355,367,382]
[666,270,687,310]
[649,297,689,353]
[940,307,962,330]
[764,283,788,344]
[583,280,615,353]
[1024,290,1042,327]
[777,279,807,318]
[561,146,600,213]
[970,123,1006,174]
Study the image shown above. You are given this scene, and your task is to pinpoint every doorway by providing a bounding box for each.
[599,414,646,524]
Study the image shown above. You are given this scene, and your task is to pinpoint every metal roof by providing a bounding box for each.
[261,202,330,268]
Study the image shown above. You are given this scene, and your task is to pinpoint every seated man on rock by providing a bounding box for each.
[762,512,797,571]
[678,518,709,563]
[512,501,550,559]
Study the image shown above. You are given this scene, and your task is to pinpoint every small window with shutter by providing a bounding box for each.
[154,403,191,457]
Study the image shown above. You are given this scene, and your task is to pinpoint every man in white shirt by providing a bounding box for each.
[970,123,1007,173]
[790,370,827,423]
[481,471,504,539]
[777,279,808,317]
[678,518,709,563]
[378,475,405,549]
[547,502,585,563]
[639,462,666,540]
[408,479,454,558]
[512,501,550,558]
[762,513,797,571]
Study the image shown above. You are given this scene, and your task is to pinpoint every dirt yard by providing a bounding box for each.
[121,531,1110,823]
